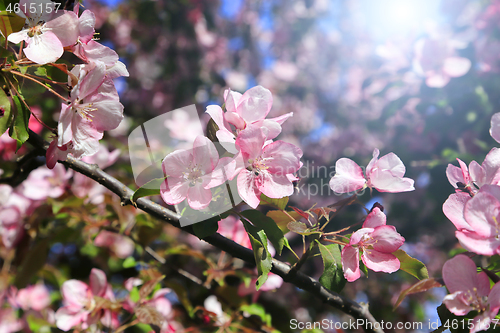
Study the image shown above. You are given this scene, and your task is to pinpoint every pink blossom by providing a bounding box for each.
[94,230,134,259]
[55,268,117,331]
[160,136,228,210]
[446,148,500,193]
[341,207,405,282]
[413,37,471,88]
[490,113,500,144]
[0,308,23,333]
[329,149,414,194]
[22,164,72,200]
[233,126,303,208]
[206,86,292,153]
[8,0,79,64]
[443,255,500,333]
[58,63,123,158]
[452,185,500,255]
[16,284,51,311]
[72,40,129,79]
[0,185,31,248]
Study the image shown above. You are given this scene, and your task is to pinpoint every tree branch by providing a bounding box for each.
[27,130,384,333]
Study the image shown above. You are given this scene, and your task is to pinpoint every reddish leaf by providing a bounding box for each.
[290,206,309,220]
[135,304,164,326]
[139,275,164,300]
[393,278,443,310]
[311,207,336,220]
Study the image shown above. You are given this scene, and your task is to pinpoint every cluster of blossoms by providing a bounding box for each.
[160,85,303,210]
[5,0,128,166]
[438,111,500,331]
[328,149,413,281]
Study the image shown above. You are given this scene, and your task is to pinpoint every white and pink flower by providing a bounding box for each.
[329,148,415,194]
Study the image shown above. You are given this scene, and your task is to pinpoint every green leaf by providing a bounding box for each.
[316,241,346,293]
[130,286,140,303]
[0,10,25,39]
[192,217,219,239]
[9,94,29,151]
[359,260,368,278]
[393,249,429,280]
[266,210,303,234]
[123,256,137,268]
[131,177,165,204]
[260,193,288,210]
[80,243,99,258]
[34,66,47,77]
[243,220,272,290]
[241,209,285,255]
[0,88,12,134]
[240,304,272,326]
[287,221,321,236]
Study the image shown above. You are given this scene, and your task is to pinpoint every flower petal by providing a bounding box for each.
[361,250,400,273]
[341,245,360,282]
[329,158,366,193]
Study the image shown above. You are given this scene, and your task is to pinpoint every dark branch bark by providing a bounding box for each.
[27,130,384,333]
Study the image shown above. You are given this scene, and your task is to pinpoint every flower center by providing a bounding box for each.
[183,162,205,186]
[73,99,98,121]
[248,157,268,176]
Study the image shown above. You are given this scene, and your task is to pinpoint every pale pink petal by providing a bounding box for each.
[235,126,267,161]
[329,158,366,193]
[55,307,88,332]
[349,228,373,246]
[251,119,282,140]
[470,312,493,333]
[216,130,238,154]
[204,156,234,188]
[487,282,500,316]
[225,111,246,130]
[224,89,243,113]
[89,268,107,297]
[45,11,79,46]
[443,291,473,316]
[24,31,63,64]
[490,113,500,144]
[341,245,360,282]
[86,99,124,132]
[106,61,129,78]
[261,141,303,175]
[442,255,488,294]
[237,86,273,122]
[443,193,472,231]
[457,159,470,185]
[58,104,73,146]
[361,250,400,273]
[78,10,96,44]
[237,169,261,208]
[443,57,471,78]
[482,148,500,185]
[374,152,406,178]
[369,169,415,192]
[464,191,500,238]
[160,177,189,205]
[61,280,89,309]
[369,226,405,253]
[162,149,192,178]
[268,112,293,125]
[469,161,485,187]
[258,171,294,199]
[206,105,230,131]
[455,231,500,256]
[79,40,119,66]
[192,136,219,175]
[7,30,28,44]
[259,273,283,291]
[362,207,386,228]
[70,117,103,158]
[187,184,212,210]
[365,148,380,175]
[77,61,106,99]
[446,164,463,188]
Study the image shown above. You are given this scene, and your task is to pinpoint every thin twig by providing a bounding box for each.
[8,69,70,102]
